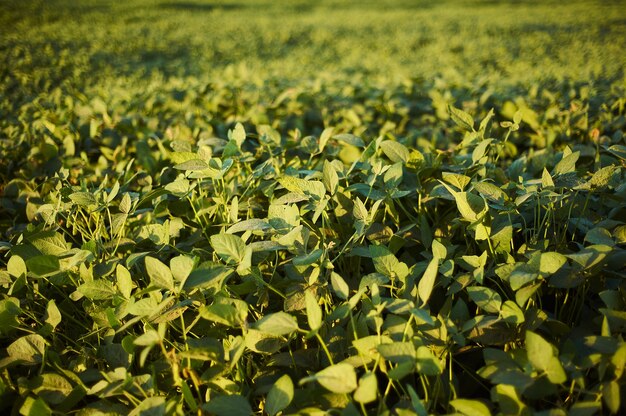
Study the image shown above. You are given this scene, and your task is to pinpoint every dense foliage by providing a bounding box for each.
[1,0,625,415]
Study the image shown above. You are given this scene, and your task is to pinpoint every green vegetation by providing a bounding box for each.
[1,0,625,414]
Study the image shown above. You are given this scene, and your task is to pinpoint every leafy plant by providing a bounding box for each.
[1,1,625,415]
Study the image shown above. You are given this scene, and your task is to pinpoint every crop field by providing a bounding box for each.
[1,0,626,414]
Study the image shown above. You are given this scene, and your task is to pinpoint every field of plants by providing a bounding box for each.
[1,0,625,414]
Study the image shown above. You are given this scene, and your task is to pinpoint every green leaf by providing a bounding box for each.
[472,139,492,164]
[183,265,232,291]
[539,252,567,275]
[407,385,428,416]
[323,159,339,195]
[244,329,283,355]
[607,144,626,159]
[569,402,602,416]
[334,133,365,147]
[478,108,495,132]
[584,227,614,246]
[164,178,191,196]
[384,162,403,189]
[442,172,472,191]
[127,297,159,317]
[307,363,357,394]
[0,297,21,336]
[525,331,552,368]
[266,374,294,416]
[525,331,566,384]
[553,151,580,176]
[170,151,199,164]
[544,356,568,384]
[450,399,491,416]
[432,239,447,260]
[330,272,349,300]
[258,125,281,145]
[474,182,507,202]
[226,219,271,234]
[305,290,322,332]
[7,255,27,278]
[467,286,502,314]
[492,385,527,416]
[448,106,475,131]
[278,176,325,199]
[128,396,166,416]
[174,159,208,171]
[210,234,246,266]
[134,329,161,346]
[255,312,299,336]
[116,264,133,298]
[170,255,194,282]
[230,122,246,147]
[440,181,487,222]
[411,308,437,327]
[27,230,69,256]
[353,197,368,233]
[455,192,487,222]
[119,192,132,214]
[26,255,60,276]
[418,257,438,305]
[199,303,240,327]
[509,264,539,291]
[377,342,416,363]
[202,395,252,416]
[0,270,11,287]
[585,165,620,190]
[416,346,444,375]
[69,191,97,207]
[7,334,46,365]
[293,249,323,267]
[19,397,51,416]
[515,282,541,307]
[567,245,612,269]
[137,223,170,245]
[500,300,525,325]
[77,280,117,300]
[353,372,378,404]
[111,213,128,237]
[611,344,626,379]
[370,245,399,277]
[44,299,62,329]
[602,380,620,414]
[32,373,73,405]
[542,168,555,188]
[145,256,174,291]
[379,140,409,163]
[319,127,334,153]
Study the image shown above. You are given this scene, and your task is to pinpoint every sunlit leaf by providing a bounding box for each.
[305,290,322,332]
[7,334,46,365]
[210,234,246,266]
[255,312,299,336]
[330,272,350,300]
[467,286,502,314]
[448,106,475,131]
[266,374,294,416]
[77,279,117,300]
[304,363,357,394]
[353,372,377,404]
[145,256,174,291]
[418,257,438,305]
[380,140,409,163]
[525,331,566,384]
[450,399,490,416]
